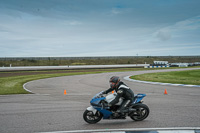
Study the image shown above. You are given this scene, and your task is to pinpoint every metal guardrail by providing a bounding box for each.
[0,64,150,71]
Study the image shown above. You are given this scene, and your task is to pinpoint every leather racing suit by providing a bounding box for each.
[104,81,135,113]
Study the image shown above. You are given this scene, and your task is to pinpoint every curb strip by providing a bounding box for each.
[124,76,200,88]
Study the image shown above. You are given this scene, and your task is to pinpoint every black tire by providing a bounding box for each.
[130,104,149,121]
[83,110,103,124]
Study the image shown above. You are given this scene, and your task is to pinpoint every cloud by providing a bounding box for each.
[111,8,122,15]
[110,5,132,16]
[0,0,200,57]
[154,15,200,42]
[174,15,200,30]
[61,20,82,26]
[156,30,171,41]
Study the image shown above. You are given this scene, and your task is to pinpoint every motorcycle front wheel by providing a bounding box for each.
[83,110,103,124]
[130,104,149,121]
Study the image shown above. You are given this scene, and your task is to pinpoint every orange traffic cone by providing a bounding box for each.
[64,90,67,95]
[112,91,114,94]
[164,89,168,95]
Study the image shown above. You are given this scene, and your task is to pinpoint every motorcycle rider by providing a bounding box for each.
[103,76,135,114]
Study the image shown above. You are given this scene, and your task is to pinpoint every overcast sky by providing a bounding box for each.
[0,0,200,57]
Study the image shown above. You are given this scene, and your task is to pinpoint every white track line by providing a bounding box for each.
[36,127,200,133]
[124,76,200,87]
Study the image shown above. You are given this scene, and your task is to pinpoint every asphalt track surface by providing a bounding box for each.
[0,68,200,133]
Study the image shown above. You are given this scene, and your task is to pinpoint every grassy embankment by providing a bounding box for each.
[130,69,200,85]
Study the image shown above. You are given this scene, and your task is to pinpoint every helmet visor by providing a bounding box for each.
[110,82,116,88]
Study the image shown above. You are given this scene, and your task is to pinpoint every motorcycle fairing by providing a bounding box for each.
[133,94,146,103]
[90,97,105,106]
[90,94,113,119]
[94,107,113,119]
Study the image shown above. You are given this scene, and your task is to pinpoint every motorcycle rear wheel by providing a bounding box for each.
[83,110,103,124]
[130,104,149,121]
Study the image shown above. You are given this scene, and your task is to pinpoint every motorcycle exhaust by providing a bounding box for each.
[127,108,136,116]
[129,108,136,112]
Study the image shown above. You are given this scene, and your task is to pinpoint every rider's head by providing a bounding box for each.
[109,76,120,89]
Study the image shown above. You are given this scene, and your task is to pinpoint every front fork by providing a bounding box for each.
[87,106,113,119]
[87,106,97,115]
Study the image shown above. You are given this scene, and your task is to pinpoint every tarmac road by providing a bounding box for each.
[0,68,200,133]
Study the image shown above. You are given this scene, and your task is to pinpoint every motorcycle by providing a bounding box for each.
[83,91,149,124]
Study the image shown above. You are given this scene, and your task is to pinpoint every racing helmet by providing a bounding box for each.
[109,76,120,89]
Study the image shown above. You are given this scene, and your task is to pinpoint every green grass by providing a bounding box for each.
[0,67,199,95]
[0,72,99,95]
[130,69,200,85]
[1,67,146,95]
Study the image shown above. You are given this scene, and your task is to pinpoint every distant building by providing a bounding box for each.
[194,62,200,66]
[170,63,188,67]
[153,61,168,65]
[144,61,169,68]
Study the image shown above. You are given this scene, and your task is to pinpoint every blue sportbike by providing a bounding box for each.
[83,91,149,124]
